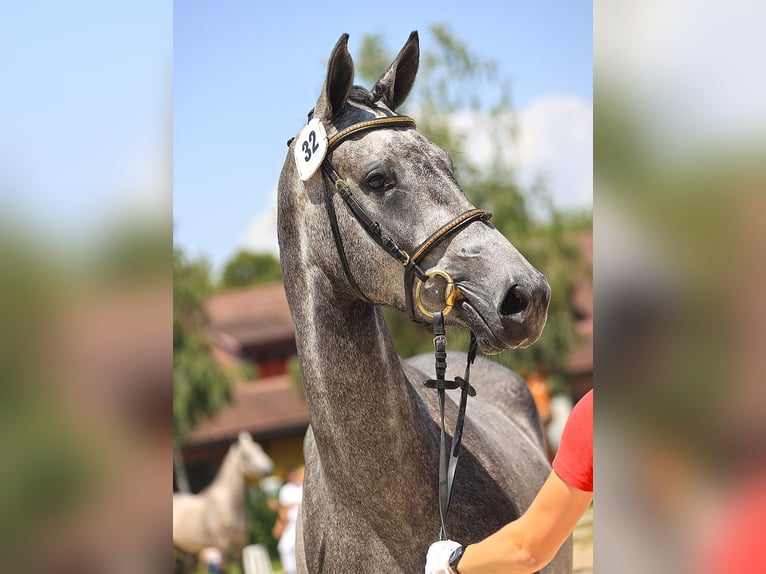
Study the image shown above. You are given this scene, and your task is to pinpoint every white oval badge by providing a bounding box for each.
[293,118,328,181]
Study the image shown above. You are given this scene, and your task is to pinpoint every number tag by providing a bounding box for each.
[293,118,328,181]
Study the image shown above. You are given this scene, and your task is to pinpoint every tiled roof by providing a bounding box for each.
[205,282,295,348]
[189,375,309,444]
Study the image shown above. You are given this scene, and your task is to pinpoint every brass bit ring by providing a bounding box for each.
[414,268,458,318]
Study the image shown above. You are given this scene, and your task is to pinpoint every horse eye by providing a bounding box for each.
[367,173,390,190]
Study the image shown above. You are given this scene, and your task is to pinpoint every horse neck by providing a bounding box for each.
[207,445,246,507]
[284,265,433,491]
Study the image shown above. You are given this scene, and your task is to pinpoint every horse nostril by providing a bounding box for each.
[500,284,530,316]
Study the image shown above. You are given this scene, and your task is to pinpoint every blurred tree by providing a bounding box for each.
[246,485,279,559]
[220,250,282,290]
[173,247,232,491]
[356,33,392,87]
[356,25,591,387]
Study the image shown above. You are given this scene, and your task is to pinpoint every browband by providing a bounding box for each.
[328,116,417,150]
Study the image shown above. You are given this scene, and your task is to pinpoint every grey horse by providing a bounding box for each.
[277,32,571,573]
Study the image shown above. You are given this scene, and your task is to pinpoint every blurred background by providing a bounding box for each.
[1,1,172,572]
[595,1,766,572]
[2,0,764,573]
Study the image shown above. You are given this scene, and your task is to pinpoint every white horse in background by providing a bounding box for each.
[173,432,275,558]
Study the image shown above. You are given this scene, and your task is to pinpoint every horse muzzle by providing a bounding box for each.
[452,273,551,354]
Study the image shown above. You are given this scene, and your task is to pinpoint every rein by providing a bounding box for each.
[291,113,491,540]
[424,312,477,540]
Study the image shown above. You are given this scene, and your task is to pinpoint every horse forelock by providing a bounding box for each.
[348,85,373,105]
[331,85,398,133]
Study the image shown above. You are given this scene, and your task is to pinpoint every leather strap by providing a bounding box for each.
[423,316,478,540]
[322,171,370,302]
[448,545,467,573]
[321,163,429,297]
[327,116,416,150]
[404,209,491,322]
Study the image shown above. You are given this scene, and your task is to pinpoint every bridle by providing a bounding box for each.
[291,112,492,540]
[319,115,491,322]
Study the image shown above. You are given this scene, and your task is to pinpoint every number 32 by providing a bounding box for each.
[302,130,319,162]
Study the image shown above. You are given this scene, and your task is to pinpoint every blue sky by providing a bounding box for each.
[174,1,593,273]
[1,1,171,239]
[1,1,592,273]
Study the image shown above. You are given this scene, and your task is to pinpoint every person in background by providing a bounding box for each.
[426,389,593,574]
[277,465,304,574]
[198,546,222,574]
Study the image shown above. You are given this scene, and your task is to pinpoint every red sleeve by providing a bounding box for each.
[552,389,593,492]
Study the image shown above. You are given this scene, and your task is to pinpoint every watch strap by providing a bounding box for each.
[448,544,466,574]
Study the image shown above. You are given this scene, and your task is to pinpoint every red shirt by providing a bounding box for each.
[701,471,766,574]
[552,389,593,492]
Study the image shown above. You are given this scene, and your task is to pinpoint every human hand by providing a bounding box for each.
[425,540,462,574]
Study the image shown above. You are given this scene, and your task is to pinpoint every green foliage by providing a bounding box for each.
[356,25,591,381]
[509,209,586,377]
[91,215,170,284]
[220,250,282,290]
[173,248,232,441]
[412,24,515,163]
[174,248,214,339]
[246,484,280,559]
[419,24,507,115]
[356,34,392,85]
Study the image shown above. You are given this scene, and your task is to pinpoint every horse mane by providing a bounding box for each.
[351,85,376,103]
[312,85,385,131]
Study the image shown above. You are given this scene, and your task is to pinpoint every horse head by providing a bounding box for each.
[236,431,274,479]
[279,32,550,354]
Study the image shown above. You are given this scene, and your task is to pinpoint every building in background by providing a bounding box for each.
[178,283,307,492]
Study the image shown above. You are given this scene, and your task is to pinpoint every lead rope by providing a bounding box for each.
[423,312,477,540]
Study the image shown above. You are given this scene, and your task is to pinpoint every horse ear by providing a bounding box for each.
[238,431,252,444]
[371,31,419,111]
[314,33,354,123]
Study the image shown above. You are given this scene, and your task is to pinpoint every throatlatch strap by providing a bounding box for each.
[423,315,478,540]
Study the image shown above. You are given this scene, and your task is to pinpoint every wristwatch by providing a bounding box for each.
[448,544,466,574]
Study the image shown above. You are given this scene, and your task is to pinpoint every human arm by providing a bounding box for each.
[454,469,592,573]
[427,390,594,573]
